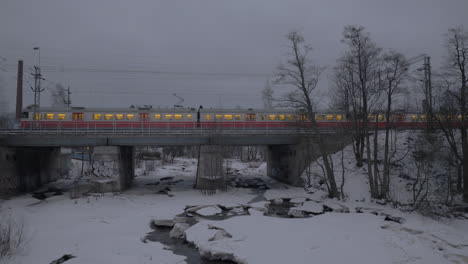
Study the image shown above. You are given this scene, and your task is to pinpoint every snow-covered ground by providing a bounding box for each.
[1,151,468,264]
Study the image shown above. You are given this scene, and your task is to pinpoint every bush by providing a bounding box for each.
[0,214,24,261]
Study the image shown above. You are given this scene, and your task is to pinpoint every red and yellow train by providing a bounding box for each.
[19,106,463,130]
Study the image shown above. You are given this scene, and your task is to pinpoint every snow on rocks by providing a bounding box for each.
[169,223,190,239]
[195,206,222,216]
[323,200,350,213]
[291,200,324,215]
[152,219,175,228]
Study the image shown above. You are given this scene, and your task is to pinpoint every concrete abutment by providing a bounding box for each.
[266,133,353,186]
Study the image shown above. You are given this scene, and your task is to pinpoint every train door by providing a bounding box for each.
[139,113,149,129]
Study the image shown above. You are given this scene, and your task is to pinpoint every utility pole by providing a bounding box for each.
[31,66,45,121]
[31,47,44,123]
[16,60,23,121]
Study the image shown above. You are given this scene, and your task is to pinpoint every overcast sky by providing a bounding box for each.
[1,0,467,111]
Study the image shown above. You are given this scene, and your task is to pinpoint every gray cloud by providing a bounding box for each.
[0,0,467,110]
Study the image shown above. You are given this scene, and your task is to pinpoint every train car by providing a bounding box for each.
[21,105,461,130]
[20,106,350,130]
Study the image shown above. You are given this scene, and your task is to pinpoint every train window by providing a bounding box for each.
[93,114,102,120]
[368,115,375,120]
[377,115,384,121]
[260,115,267,121]
[278,115,285,120]
[235,114,242,120]
[72,113,84,120]
[411,115,418,121]
[326,115,334,121]
[205,114,211,120]
[269,115,276,120]
[139,113,150,120]
[246,113,256,121]
[215,114,222,120]
[154,114,161,120]
[34,113,43,120]
[394,114,405,121]
[46,113,55,120]
[126,114,135,120]
[336,115,343,121]
[224,114,233,120]
[186,114,192,119]
[174,114,183,120]
[298,114,307,121]
[165,114,173,120]
[458,115,463,120]
[420,115,426,121]
[316,115,324,121]
[105,114,114,120]
[287,115,295,120]
[116,114,124,120]
[57,114,66,120]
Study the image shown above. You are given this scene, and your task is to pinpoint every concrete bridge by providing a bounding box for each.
[0,128,351,195]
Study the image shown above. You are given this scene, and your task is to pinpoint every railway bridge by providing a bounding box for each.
[0,128,351,194]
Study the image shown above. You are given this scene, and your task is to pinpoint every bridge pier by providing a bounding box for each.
[195,145,226,192]
[0,147,66,195]
[266,134,353,186]
[90,146,135,192]
[267,143,309,186]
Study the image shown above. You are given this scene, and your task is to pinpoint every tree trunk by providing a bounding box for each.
[373,119,380,198]
[366,133,376,198]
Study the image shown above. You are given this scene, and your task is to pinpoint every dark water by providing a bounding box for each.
[144,198,310,264]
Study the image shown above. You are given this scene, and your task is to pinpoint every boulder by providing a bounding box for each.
[196,206,222,216]
[323,201,350,213]
[209,230,233,241]
[169,223,190,239]
[294,201,324,215]
[152,219,175,228]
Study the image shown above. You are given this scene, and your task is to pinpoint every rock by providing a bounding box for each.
[186,205,209,213]
[209,230,233,241]
[169,223,190,239]
[290,198,307,204]
[323,201,350,213]
[288,208,307,218]
[160,176,174,181]
[50,254,75,264]
[383,214,406,224]
[152,219,175,228]
[295,201,324,214]
[195,206,222,216]
[230,206,246,215]
[248,208,264,216]
[174,216,191,223]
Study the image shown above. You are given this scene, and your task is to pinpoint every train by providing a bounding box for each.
[19,105,463,130]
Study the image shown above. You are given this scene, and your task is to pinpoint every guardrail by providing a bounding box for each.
[0,126,348,136]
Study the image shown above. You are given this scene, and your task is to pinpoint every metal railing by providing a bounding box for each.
[0,124,347,136]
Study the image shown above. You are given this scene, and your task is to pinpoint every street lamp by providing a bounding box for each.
[33,47,40,67]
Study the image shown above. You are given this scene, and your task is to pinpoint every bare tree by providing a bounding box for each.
[380,51,409,199]
[339,25,382,198]
[262,79,274,109]
[275,31,339,198]
[51,83,68,108]
[443,26,468,202]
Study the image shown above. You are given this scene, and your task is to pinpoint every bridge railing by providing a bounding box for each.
[0,123,349,136]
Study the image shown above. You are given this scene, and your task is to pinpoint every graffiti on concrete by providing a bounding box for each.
[92,160,117,178]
